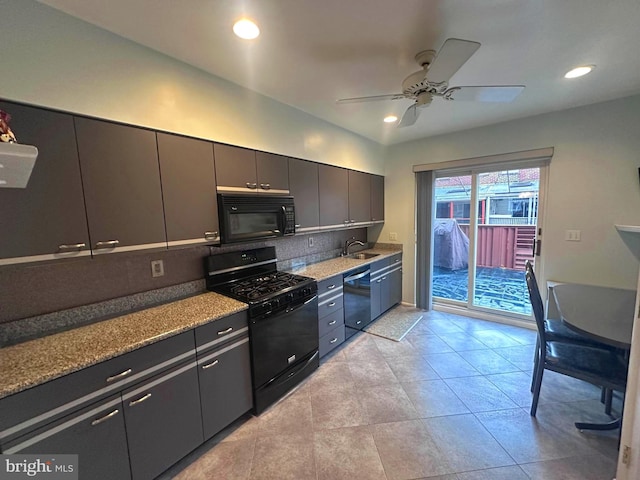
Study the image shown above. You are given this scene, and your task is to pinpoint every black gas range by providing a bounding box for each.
[204,247,319,414]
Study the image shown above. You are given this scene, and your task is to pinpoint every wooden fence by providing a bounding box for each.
[459,225,535,270]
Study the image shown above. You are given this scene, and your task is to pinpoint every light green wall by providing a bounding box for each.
[1,0,384,173]
[381,95,640,305]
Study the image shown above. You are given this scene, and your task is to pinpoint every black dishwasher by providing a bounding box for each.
[343,267,371,339]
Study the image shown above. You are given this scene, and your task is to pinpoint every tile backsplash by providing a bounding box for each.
[0,229,368,344]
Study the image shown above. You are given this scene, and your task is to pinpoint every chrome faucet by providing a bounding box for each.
[342,237,365,256]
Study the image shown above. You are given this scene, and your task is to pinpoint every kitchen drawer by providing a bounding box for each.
[318,308,344,338]
[318,292,344,319]
[318,275,342,297]
[195,310,249,353]
[0,331,195,445]
[319,324,346,358]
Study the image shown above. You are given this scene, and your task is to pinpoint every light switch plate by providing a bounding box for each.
[308,237,314,248]
[565,230,581,241]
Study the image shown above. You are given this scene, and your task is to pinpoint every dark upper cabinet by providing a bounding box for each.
[348,170,371,225]
[214,144,289,195]
[255,151,289,193]
[157,133,219,246]
[288,158,319,231]
[0,101,90,263]
[318,164,349,228]
[213,143,257,193]
[371,174,385,222]
[74,118,166,253]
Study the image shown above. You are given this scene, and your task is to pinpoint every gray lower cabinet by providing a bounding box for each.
[123,361,203,480]
[319,164,349,228]
[317,275,345,357]
[371,254,403,321]
[197,337,253,440]
[2,395,131,480]
[288,158,320,231]
[157,133,220,246]
[0,101,90,263]
[74,117,166,253]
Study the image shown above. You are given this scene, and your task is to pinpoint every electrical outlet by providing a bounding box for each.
[151,260,165,277]
[389,232,398,241]
[308,236,314,248]
[565,230,581,241]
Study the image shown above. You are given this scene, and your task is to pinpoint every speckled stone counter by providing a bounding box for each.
[288,248,402,281]
[0,292,247,400]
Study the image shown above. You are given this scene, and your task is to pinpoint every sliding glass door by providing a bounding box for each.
[433,166,544,318]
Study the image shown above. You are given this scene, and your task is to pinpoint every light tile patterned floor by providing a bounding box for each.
[159,310,621,480]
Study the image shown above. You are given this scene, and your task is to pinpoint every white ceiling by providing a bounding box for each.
[38,0,640,145]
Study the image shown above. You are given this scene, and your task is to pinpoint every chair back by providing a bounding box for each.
[525,269,547,345]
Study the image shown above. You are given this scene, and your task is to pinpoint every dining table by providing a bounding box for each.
[551,282,636,430]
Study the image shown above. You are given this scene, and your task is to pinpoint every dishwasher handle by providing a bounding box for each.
[344,269,370,282]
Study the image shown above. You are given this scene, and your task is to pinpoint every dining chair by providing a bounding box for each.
[525,261,622,395]
[525,268,628,417]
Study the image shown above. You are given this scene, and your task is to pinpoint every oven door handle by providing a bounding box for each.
[263,351,320,389]
[285,295,318,314]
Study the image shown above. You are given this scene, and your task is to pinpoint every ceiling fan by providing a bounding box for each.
[336,38,525,127]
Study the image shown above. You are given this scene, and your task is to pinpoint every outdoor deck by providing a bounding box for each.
[433,266,533,315]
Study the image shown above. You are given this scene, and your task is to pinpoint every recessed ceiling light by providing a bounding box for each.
[383,115,398,123]
[233,18,260,39]
[564,65,595,79]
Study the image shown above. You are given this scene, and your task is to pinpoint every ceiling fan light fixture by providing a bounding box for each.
[564,65,595,79]
[383,115,398,123]
[233,18,260,39]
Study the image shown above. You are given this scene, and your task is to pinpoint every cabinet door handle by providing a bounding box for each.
[246,182,258,189]
[106,368,132,383]
[295,224,301,228]
[395,259,401,263]
[217,327,233,335]
[328,302,336,307]
[204,231,219,240]
[129,393,152,407]
[343,220,350,224]
[329,338,338,344]
[91,409,119,426]
[356,320,362,325]
[327,284,336,290]
[95,240,120,249]
[260,183,271,190]
[376,279,382,283]
[328,320,337,326]
[58,243,86,251]
[202,359,219,369]
[382,276,387,280]
[350,220,356,223]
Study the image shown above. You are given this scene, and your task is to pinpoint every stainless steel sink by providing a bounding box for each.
[347,252,379,260]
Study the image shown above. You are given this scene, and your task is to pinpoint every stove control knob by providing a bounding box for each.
[285,292,295,302]
[302,288,312,297]
[262,301,272,313]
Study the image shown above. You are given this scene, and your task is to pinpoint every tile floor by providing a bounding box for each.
[160,310,621,480]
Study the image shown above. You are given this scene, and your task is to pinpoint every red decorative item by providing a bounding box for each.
[0,109,17,143]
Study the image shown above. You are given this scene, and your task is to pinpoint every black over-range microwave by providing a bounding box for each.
[218,194,296,244]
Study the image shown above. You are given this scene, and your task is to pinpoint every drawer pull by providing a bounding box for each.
[58,242,86,251]
[91,409,119,426]
[327,284,336,290]
[329,338,338,344]
[129,393,152,407]
[202,359,219,369]
[218,327,233,335]
[95,240,120,249]
[328,302,336,307]
[328,320,337,326]
[106,368,132,383]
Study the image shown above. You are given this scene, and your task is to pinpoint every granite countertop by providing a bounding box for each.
[0,292,247,400]
[288,248,402,281]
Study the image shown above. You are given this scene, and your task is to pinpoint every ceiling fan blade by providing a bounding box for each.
[426,38,481,84]
[336,93,406,104]
[446,85,525,102]
[398,104,421,128]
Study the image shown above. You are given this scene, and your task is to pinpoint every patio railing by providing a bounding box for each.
[459,224,535,270]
